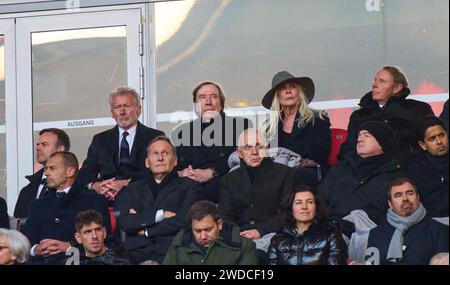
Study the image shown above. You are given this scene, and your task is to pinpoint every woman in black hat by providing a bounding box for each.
[261,71,331,186]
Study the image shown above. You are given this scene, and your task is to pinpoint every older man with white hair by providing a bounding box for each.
[219,128,295,263]
[0,228,31,265]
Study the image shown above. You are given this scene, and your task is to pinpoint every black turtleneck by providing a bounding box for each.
[245,164,258,186]
[147,169,178,198]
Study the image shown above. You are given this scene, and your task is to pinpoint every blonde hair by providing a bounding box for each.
[260,84,328,140]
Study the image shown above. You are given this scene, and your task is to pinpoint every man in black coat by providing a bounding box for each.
[21,151,111,265]
[367,178,448,265]
[405,116,448,217]
[78,86,164,201]
[318,121,404,227]
[339,66,433,163]
[172,81,252,203]
[14,128,70,218]
[219,129,295,242]
[116,137,201,264]
[0,197,8,229]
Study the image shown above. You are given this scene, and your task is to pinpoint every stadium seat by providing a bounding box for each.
[328,128,348,165]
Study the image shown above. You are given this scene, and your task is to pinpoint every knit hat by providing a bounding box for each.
[359,121,398,152]
[416,115,446,141]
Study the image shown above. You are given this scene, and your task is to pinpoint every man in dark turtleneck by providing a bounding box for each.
[318,121,404,227]
[172,81,252,203]
[116,136,201,264]
[405,116,448,218]
[219,129,295,252]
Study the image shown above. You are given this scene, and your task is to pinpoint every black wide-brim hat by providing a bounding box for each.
[262,71,315,109]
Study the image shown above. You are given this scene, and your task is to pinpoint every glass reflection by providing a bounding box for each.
[155,0,449,135]
[0,35,6,199]
[31,26,127,122]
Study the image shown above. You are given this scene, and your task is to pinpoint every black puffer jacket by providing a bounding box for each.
[339,88,433,161]
[268,222,348,265]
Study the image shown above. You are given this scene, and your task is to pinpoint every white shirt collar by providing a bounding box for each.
[118,124,137,137]
[57,186,71,194]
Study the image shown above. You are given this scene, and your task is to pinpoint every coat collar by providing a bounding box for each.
[359,88,411,109]
[25,168,45,193]
[179,222,242,252]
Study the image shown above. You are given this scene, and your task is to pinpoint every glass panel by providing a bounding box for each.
[155,0,449,134]
[31,26,127,162]
[0,35,6,200]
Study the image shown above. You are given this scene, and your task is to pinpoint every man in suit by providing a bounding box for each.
[116,136,201,264]
[172,81,252,203]
[78,86,164,201]
[14,128,70,218]
[22,151,110,265]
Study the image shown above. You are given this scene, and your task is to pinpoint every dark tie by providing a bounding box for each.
[56,191,67,199]
[119,131,130,166]
[38,178,48,199]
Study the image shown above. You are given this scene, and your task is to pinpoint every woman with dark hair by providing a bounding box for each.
[268,186,348,265]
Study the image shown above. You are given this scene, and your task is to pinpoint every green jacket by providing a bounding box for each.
[163,223,258,265]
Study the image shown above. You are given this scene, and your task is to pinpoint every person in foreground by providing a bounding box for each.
[0,228,30,265]
[163,200,258,265]
[64,209,131,265]
[366,177,448,265]
[268,186,348,265]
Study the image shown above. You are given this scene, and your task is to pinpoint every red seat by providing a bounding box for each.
[328,128,348,165]
[108,207,117,234]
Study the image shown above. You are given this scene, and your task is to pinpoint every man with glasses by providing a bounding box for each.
[116,136,201,264]
[219,129,295,263]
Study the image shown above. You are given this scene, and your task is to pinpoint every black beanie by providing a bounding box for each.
[358,121,398,152]
[416,115,445,141]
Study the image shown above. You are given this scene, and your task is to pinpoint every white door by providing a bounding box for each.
[0,18,18,214]
[14,9,143,203]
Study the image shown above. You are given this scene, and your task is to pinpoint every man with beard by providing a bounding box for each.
[22,152,110,264]
[116,137,201,264]
[69,210,131,265]
[405,116,449,217]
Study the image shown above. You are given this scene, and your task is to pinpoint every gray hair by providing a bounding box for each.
[0,229,31,264]
[429,252,449,265]
[108,86,141,108]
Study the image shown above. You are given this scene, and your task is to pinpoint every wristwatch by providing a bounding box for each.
[144,228,149,237]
